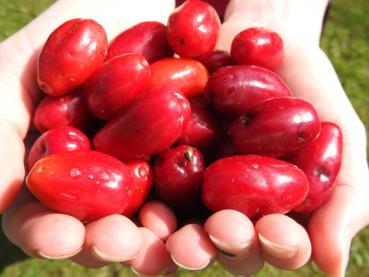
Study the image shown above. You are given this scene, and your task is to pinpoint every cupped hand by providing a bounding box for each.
[167,1,369,277]
[1,0,179,276]
[2,0,369,277]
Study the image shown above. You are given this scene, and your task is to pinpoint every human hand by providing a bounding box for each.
[166,1,369,276]
[1,0,182,275]
[2,0,368,276]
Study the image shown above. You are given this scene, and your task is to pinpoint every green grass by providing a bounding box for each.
[0,0,369,276]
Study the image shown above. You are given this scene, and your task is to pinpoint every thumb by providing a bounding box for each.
[309,184,369,277]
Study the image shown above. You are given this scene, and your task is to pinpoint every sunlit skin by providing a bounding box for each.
[0,1,368,277]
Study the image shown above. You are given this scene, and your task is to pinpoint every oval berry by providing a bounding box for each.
[107,21,173,63]
[26,150,134,223]
[27,126,91,170]
[150,58,208,99]
[85,53,151,120]
[94,86,191,161]
[197,49,234,73]
[167,0,221,57]
[229,97,321,157]
[231,27,284,71]
[38,18,107,96]
[154,145,205,211]
[124,161,153,217]
[286,122,342,213]
[202,155,309,219]
[205,65,291,119]
[33,89,96,133]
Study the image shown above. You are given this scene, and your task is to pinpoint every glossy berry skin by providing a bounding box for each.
[202,155,309,219]
[33,89,96,133]
[124,161,153,217]
[150,58,208,99]
[167,0,221,58]
[27,126,91,170]
[85,53,151,120]
[205,65,291,119]
[26,151,134,223]
[107,21,173,63]
[197,49,234,73]
[154,145,205,211]
[94,86,191,161]
[229,97,321,157]
[286,122,343,213]
[178,97,221,152]
[38,18,108,96]
[231,27,284,71]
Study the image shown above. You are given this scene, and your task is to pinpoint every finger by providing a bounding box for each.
[2,201,85,259]
[139,200,177,241]
[309,184,369,277]
[255,214,311,270]
[204,210,264,275]
[71,214,142,267]
[129,227,170,276]
[166,224,217,270]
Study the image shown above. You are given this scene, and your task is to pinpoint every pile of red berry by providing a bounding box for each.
[26,0,342,226]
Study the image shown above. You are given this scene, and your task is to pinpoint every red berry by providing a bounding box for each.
[26,150,134,223]
[150,58,208,99]
[107,21,173,63]
[286,122,342,213]
[38,19,107,96]
[84,53,151,120]
[124,161,153,217]
[231,27,284,71]
[197,49,234,73]
[33,89,96,133]
[205,65,291,119]
[229,97,321,157]
[154,145,205,211]
[27,126,91,170]
[93,86,191,161]
[167,0,221,57]
[202,155,309,219]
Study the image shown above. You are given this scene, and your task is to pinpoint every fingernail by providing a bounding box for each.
[130,266,156,277]
[91,245,140,262]
[258,234,298,259]
[209,234,253,257]
[36,248,81,260]
[170,253,211,271]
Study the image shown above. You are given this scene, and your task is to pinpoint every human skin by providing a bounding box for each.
[1,1,368,276]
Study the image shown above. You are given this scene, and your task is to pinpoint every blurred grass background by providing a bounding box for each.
[0,0,368,276]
